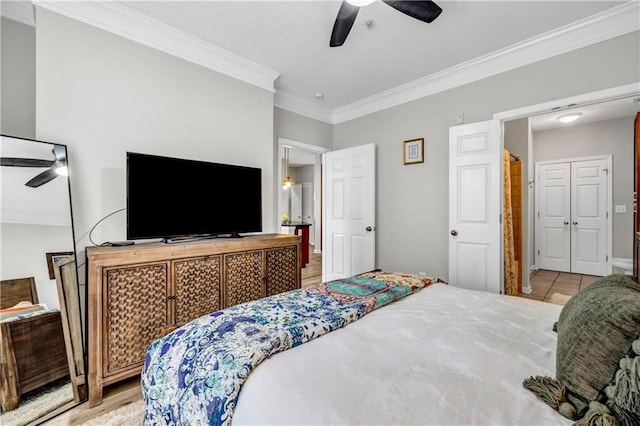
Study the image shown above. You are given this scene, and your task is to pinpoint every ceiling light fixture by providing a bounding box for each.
[557,112,582,123]
[314,92,324,100]
[282,146,294,190]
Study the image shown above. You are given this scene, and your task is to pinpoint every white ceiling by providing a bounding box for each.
[116,0,627,111]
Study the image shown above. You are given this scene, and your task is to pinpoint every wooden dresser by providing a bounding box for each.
[86,234,300,407]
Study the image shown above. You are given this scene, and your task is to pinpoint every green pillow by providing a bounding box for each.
[523,274,640,425]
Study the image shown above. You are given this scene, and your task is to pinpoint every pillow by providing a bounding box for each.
[523,274,640,425]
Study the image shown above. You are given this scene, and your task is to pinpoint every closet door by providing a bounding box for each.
[537,163,571,272]
[571,159,608,276]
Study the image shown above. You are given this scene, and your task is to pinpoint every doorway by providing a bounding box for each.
[277,138,329,287]
[499,84,638,294]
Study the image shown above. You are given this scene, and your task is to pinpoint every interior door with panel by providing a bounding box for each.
[535,157,609,276]
[571,159,608,276]
[323,143,376,282]
[536,162,571,272]
[449,120,502,293]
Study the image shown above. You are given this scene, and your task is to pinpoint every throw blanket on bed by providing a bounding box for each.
[142,271,437,426]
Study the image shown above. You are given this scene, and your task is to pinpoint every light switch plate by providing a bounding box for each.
[615,205,627,214]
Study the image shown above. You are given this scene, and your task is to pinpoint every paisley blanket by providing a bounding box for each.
[141,271,437,426]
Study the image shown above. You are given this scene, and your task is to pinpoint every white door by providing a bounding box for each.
[536,163,571,272]
[534,157,610,276]
[571,159,608,275]
[290,184,302,222]
[323,144,376,282]
[449,120,502,293]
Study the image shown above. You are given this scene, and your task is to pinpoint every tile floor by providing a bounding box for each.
[518,269,600,305]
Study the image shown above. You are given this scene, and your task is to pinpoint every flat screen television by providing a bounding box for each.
[126,152,262,241]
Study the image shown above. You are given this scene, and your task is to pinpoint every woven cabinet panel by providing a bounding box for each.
[174,256,222,324]
[105,263,168,375]
[224,251,263,307]
[265,246,299,296]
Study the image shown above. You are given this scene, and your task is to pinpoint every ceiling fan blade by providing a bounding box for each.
[382,0,442,23]
[1,157,54,168]
[25,168,58,188]
[330,1,360,47]
[52,144,67,163]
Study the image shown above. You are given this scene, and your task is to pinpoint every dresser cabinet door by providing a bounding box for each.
[104,263,169,376]
[173,256,222,325]
[265,245,299,296]
[224,250,264,307]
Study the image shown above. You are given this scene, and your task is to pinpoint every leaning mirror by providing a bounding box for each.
[0,134,87,425]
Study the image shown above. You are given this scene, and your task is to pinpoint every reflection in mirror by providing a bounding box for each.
[0,135,87,425]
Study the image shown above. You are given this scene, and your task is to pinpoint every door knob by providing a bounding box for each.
[573,221,578,225]
[365,226,373,232]
[564,221,569,225]
[450,230,458,236]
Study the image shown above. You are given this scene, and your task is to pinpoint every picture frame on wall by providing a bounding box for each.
[403,138,424,165]
[46,251,73,279]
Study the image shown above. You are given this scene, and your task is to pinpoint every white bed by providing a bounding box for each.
[232,283,570,425]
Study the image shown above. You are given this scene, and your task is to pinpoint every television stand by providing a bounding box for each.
[162,234,217,244]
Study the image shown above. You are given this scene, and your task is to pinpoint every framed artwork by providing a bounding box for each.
[46,251,73,279]
[403,138,424,165]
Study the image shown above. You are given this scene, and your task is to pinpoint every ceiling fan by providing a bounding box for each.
[0,145,68,188]
[330,0,443,47]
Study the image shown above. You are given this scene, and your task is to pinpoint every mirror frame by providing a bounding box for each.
[0,134,87,423]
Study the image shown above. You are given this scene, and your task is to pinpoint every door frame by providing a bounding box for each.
[276,137,330,251]
[534,155,613,275]
[492,83,638,291]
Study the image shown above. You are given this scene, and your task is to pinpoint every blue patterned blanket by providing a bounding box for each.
[141,271,437,426]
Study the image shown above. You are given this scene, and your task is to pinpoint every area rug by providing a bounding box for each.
[80,399,145,425]
[0,378,73,426]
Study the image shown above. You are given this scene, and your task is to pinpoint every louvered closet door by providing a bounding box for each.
[173,256,222,325]
[104,263,169,376]
[224,250,264,307]
[265,245,299,296]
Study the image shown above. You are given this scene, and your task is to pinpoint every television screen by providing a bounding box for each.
[126,152,262,240]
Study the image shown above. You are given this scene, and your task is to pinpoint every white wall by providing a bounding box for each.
[0,223,74,309]
[1,17,35,139]
[333,32,639,279]
[533,116,635,259]
[34,8,276,275]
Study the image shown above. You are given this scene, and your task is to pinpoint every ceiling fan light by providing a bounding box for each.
[346,0,375,7]
[55,165,68,176]
[557,113,582,123]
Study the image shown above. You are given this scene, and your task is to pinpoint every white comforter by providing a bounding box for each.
[233,283,569,425]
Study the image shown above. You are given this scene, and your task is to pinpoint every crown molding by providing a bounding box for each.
[274,90,334,124]
[1,0,34,26]
[32,1,279,93]
[330,1,640,124]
